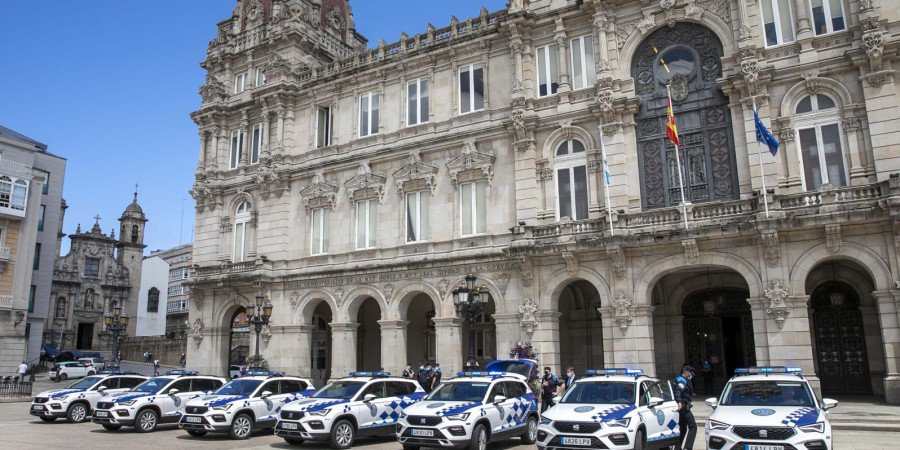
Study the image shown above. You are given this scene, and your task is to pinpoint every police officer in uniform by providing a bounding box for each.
[540,366,560,413]
[674,365,697,450]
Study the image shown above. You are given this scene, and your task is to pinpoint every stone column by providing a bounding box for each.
[791,0,817,62]
[378,320,409,373]
[601,305,656,377]
[213,127,224,169]
[747,297,772,364]
[197,131,208,167]
[534,311,562,372]
[240,120,251,165]
[492,313,522,361]
[593,14,611,75]
[329,322,359,376]
[294,325,314,377]
[873,290,900,404]
[554,20,571,104]
[433,317,462,374]
[761,295,821,394]
[276,108,285,147]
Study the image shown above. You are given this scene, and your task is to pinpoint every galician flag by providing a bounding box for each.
[754,109,780,156]
[666,96,679,147]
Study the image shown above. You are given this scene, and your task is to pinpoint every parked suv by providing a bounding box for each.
[31,371,147,423]
[91,370,226,432]
[179,371,316,439]
[50,361,95,381]
[79,357,106,372]
[397,359,540,450]
[275,372,425,449]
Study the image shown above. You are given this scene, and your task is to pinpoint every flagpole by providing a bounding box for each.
[667,84,689,230]
[598,123,615,236]
[753,97,771,219]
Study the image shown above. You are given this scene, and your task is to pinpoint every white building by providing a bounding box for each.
[136,256,168,336]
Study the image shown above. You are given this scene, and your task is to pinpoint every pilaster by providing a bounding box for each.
[378,320,410,373]
[433,317,462,374]
[329,322,359,376]
[873,290,900,404]
[492,312,522,362]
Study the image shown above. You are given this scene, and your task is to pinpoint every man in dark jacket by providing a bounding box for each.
[540,366,560,412]
[416,362,428,391]
[674,366,697,450]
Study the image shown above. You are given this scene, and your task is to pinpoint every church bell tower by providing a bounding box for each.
[116,192,148,336]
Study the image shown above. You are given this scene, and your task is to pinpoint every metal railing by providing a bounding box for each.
[0,379,32,397]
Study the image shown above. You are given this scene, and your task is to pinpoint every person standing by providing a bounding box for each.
[430,364,442,391]
[416,362,428,392]
[540,366,560,413]
[424,362,434,393]
[17,361,27,382]
[143,351,148,363]
[153,358,160,376]
[674,366,697,450]
[402,364,414,380]
[560,366,577,394]
[117,350,122,365]
[701,361,713,395]
[40,347,47,367]
[180,352,186,368]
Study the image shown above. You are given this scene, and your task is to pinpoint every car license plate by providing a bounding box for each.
[186,416,202,423]
[281,422,298,430]
[561,437,592,446]
[95,411,109,417]
[411,429,434,437]
[32,405,42,411]
[745,445,784,450]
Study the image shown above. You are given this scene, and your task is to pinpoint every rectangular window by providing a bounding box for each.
[760,0,795,46]
[406,191,429,242]
[310,208,330,255]
[811,0,845,35]
[798,123,846,190]
[359,92,380,137]
[316,105,333,148]
[28,285,36,313]
[33,243,41,270]
[407,78,430,126]
[11,181,26,211]
[459,63,485,114]
[570,35,597,89]
[557,165,589,220]
[233,222,247,263]
[356,199,377,249]
[229,130,244,169]
[168,285,184,296]
[460,181,487,236]
[38,204,45,231]
[84,256,100,277]
[250,124,262,165]
[255,67,266,86]
[234,73,247,93]
[41,171,50,195]
[536,44,559,97]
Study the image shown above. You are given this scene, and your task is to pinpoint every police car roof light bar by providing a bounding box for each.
[98,370,136,375]
[585,368,644,377]
[349,371,391,377]
[165,370,199,376]
[456,371,507,378]
[245,370,285,376]
[734,366,803,377]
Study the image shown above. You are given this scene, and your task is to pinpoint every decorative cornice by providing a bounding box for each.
[393,153,439,198]
[344,162,386,203]
[446,138,495,188]
[299,172,339,211]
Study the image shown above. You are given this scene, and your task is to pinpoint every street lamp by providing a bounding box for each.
[246,290,272,371]
[452,274,489,368]
[103,304,129,370]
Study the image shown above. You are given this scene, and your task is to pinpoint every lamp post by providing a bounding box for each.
[246,290,273,371]
[452,274,489,368]
[103,305,129,370]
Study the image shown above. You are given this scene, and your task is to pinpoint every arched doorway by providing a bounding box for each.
[682,289,755,378]
[558,280,604,373]
[810,280,871,395]
[229,307,249,366]
[405,293,437,365]
[311,301,333,387]
[462,296,496,368]
[356,297,382,371]
[632,22,738,209]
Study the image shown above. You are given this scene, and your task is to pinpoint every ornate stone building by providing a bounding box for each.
[187,0,900,403]
[47,195,147,350]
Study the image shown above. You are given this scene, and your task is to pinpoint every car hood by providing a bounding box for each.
[543,403,637,422]
[404,400,484,417]
[282,398,350,412]
[710,405,822,427]
[36,389,86,399]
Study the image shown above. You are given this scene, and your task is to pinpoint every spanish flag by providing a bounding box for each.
[666,96,679,147]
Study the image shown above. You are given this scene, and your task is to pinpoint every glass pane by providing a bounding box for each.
[360,96,369,136]
[574,166,588,220]
[420,193,429,240]
[811,0,826,35]
[584,37,596,85]
[688,148,707,185]
[777,0,794,42]
[817,94,835,110]
[357,201,366,249]
[406,193,417,242]
[829,0,844,31]
[231,133,239,167]
[537,47,548,97]
[420,81,429,123]
[556,142,569,156]
[761,0,778,46]
[557,169,572,219]
[317,108,327,147]
[798,128,822,190]
[368,200,377,248]
[252,127,261,163]
[571,38,583,88]
[821,124,845,187]
[473,65,484,111]
[461,183,473,235]
[475,181,486,233]
[549,44,559,94]
[572,139,585,153]
[460,67,471,113]
[371,94,379,134]
[311,209,321,253]
[796,96,812,114]
[234,223,245,262]
[322,209,330,252]
[408,82,418,125]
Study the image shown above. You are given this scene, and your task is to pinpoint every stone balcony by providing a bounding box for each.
[0,295,14,310]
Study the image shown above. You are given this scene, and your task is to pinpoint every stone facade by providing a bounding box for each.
[187,0,900,403]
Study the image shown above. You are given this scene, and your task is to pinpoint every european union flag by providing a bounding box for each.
[755,110,779,156]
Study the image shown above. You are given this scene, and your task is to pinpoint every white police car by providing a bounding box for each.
[397,359,540,450]
[91,370,225,432]
[705,367,837,450]
[537,368,681,450]
[30,371,147,423]
[275,372,424,449]
[179,371,316,439]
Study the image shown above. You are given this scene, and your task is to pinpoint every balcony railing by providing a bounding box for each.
[0,160,32,178]
[0,247,10,261]
[0,295,13,309]
[192,260,258,277]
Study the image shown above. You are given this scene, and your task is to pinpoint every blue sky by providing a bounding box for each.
[0,0,507,255]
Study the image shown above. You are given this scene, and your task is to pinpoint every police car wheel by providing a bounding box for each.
[66,403,88,423]
[39,416,56,422]
[230,413,254,439]
[284,437,305,445]
[102,424,121,431]
[468,424,488,450]
[522,416,538,444]
[136,408,159,433]
[632,429,645,450]
[329,419,355,449]
[187,430,207,437]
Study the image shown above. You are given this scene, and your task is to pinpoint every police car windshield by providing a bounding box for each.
[721,381,814,407]
[561,381,636,405]
[426,381,490,402]
[312,381,365,399]
[67,376,103,390]
[132,377,172,393]
[213,379,262,396]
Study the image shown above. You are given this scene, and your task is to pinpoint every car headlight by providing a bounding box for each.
[798,422,825,433]
[540,416,552,425]
[707,419,730,431]
[308,408,330,416]
[118,400,137,406]
[603,418,630,428]
[212,403,234,411]
[447,413,469,421]
[55,395,70,401]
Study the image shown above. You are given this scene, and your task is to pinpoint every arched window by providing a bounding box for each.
[795,94,846,190]
[555,138,589,220]
[55,297,67,318]
[131,225,139,243]
[233,201,252,263]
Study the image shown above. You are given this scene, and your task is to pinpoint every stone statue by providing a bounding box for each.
[147,287,159,312]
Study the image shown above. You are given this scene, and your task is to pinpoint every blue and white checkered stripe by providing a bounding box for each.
[590,404,636,421]
[434,402,482,417]
[649,419,681,442]
[781,407,818,427]
[364,395,427,428]
[498,394,537,430]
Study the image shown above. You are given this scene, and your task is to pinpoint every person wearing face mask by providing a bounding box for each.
[674,365,696,450]
[540,366,560,413]
[416,362,428,391]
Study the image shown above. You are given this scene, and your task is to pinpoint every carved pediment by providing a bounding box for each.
[393,153,439,197]
[446,139,495,188]
[345,162,386,203]
[299,172,338,211]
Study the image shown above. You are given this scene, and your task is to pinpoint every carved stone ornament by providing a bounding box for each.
[345,162,386,203]
[611,292,635,336]
[825,224,842,255]
[860,0,876,12]
[762,230,780,267]
[393,153,439,198]
[497,273,511,295]
[669,74,689,104]
[437,279,450,300]
[383,283,394,305]
[334,287,345,309]
[192,319,204,345]
[511,109,527,141]
[637,10,656,35]
[661,0,677,28]
[299,172,339,211]
[596,88,614,116]
[518,297,539,337]
[199,73,227,103]
[446,139,495,188]
[518,256,534,288]
[562,252,579,275]
[764,280,791,329]
[863,31,885,72]
[190,289,203,310]
[261,324,272,345]
[682,239,699,265]
[289,291,300,309]
[606,245,626,279]
[684,1,703,21]
[741,58,760,94]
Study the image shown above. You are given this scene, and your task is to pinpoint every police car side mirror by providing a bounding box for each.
[364,394,376,402]
[648,396,664,408]
[552,396,561,405]
[168,388,180,395]
[705,398,718,408]
[493,395,506,404]
[97,385,107,392]
[822,398,838,410]
[261,391,273,399]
